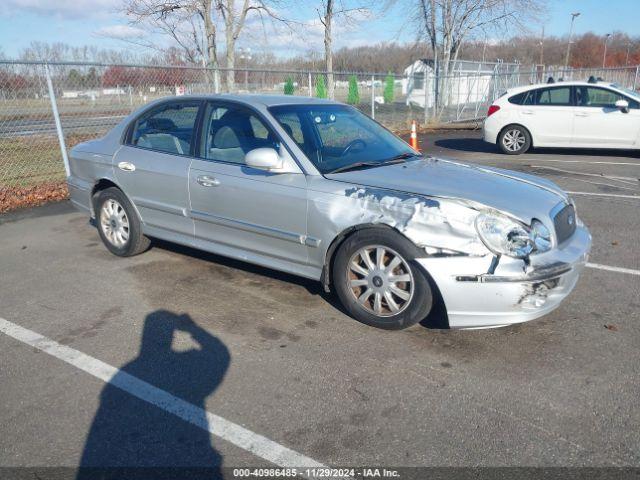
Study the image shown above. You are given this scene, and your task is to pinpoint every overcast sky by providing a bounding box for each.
[0,0,637,59]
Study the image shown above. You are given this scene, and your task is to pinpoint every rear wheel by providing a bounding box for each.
[498,125,531,155]
[96,187,150,257]
[332,229,433,330]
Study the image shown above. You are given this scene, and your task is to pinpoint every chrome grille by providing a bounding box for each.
[553,204,577,244]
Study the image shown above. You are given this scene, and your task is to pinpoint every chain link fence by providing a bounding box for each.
[1,60,639,194]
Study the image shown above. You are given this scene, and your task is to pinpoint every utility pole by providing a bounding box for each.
[603,33,611,68]
[564,12,580,72]
[539,27,545,65]
[239,47,252,91]
[626,41,632,66]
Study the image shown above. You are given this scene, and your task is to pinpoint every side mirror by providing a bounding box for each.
[615,99,629,113]
[245,148,283,171]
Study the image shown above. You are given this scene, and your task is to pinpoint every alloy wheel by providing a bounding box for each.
[100,199,130,248]
[346,245,414,317]
[502,129,526,152]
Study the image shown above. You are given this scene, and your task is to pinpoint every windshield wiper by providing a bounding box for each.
[327,152,420,174]
[384,152,421,162]
[327,161,381,174]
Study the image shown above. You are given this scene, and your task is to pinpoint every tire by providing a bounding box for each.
[95,187,150,257]
[332,229,433,330]
[498,125,531,155]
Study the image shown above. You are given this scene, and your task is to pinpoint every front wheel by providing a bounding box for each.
[498,125,531,155]
[332,229,433,330]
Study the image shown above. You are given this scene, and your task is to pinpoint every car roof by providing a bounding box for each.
[507,80,617,95]
[175,93,340,107]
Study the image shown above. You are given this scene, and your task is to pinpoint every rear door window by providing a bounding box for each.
[534,86,572,106]
[130,102,200,155]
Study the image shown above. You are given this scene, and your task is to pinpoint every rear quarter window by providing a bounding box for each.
[508,91,534,105]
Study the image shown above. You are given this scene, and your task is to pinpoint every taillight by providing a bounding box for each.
[487,105,500,117]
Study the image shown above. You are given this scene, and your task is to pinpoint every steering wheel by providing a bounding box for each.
[341,139,367,157]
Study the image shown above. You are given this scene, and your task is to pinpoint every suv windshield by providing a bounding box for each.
[268,104,418,174]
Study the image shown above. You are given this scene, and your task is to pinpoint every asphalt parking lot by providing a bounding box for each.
[1,130,639,476]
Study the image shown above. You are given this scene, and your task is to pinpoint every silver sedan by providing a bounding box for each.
[67,94,591,330]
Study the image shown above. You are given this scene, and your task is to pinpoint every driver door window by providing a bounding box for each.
[577,87,639,109]
[200,104,278,165]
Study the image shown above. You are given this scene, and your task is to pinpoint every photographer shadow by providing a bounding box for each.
[77,310,230,479]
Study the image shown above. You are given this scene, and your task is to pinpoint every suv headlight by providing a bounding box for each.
[475,213,552,258]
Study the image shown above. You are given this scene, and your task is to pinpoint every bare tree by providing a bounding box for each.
[316,0,372,98]
[411,0,545,112]
[120,0,286,91]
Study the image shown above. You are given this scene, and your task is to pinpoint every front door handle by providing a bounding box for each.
[575,112,589,117]
[197,175,221,187]
[118,161,136,172]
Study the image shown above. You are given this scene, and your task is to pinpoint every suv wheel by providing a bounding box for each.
[96,187,150,257]
[332,229,433,330]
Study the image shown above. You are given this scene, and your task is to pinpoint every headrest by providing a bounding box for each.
[213,126,241,149]
[146,117,176,132]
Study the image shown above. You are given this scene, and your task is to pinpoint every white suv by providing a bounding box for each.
[483,80,640,154]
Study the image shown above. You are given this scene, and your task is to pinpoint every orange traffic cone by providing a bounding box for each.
[409,120,420,152]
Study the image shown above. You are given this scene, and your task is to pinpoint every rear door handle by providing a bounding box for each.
[197,175,220,187]
[521,110,534,115]
[118,161,136,172]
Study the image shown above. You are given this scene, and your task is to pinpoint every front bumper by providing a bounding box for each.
[416,224,591,329]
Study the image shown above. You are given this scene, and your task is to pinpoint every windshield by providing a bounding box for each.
[618,86,640,102]
[268,104,417,174]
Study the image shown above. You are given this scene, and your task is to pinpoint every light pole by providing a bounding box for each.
[239,47,252,91]
[626,40,632,66]
[603,33,611,68]
[564,12,580,72]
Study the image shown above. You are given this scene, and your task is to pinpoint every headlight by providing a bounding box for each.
[530,219,551,253]
[475,213,552,258]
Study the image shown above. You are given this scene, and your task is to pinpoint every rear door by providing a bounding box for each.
[113,100,202,237]
[573,86,640,147]
[518,85,575,146]
[188,101,309,267]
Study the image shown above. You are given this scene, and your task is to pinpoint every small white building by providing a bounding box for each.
[402,59,495,108]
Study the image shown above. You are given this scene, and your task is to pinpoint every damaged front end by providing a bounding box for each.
[416,221,591,329]
[307,179,591,329]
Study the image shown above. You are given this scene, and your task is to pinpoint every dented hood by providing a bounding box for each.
[324,157,569,223]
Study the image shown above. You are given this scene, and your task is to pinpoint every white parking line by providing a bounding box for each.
[529,165,639,185]
[566,191,640,199]
[586,263,640,276]
[527,159,640,167]
[0,317,325,470]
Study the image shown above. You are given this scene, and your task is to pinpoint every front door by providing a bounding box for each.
[189,102,309,267]
[573,86,640,147]
[114,100,202,237]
